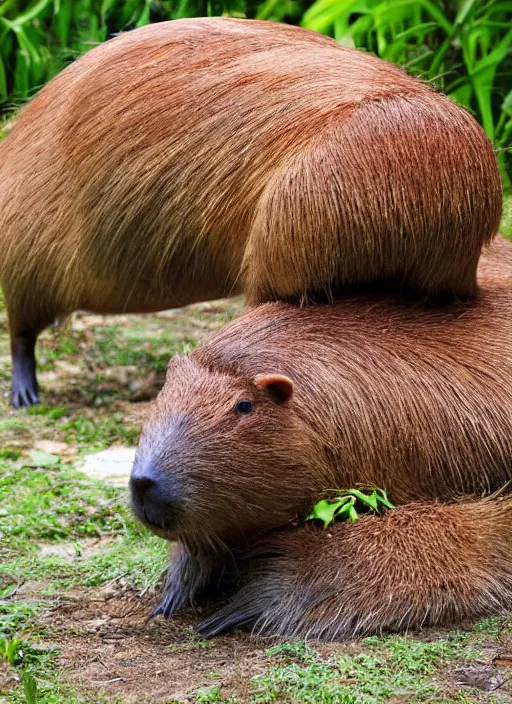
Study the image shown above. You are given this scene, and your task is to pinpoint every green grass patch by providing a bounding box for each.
[501,193,512,239]
[0,456,167,593]
[1,459,127,545]
[249,636,501,704]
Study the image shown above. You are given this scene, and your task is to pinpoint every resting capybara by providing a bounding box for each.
[130,236,512,638]
[0,18,502,407]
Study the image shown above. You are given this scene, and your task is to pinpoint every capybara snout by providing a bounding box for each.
[133,355,316,541]
[130,455,184,536]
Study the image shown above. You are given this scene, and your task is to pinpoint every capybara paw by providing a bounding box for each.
[11,335,39,408]
[151,583,190,619]
[11,378,39,408]
[196,610,246,638]
[196,597,263,638]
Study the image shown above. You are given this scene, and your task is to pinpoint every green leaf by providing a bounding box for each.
[0,0,18,18]
[307,488,394,529]
[136,0,151,27]
[346,489,379,510]
[501,90,512,119]
[348,505,359,521]
[333,499,354,518]
[306,499,341,528]
[13,47,30,96]
[54,0,73,46]
[27,449,61,467]
[6,638,23,666]
[453,0,478,29]
[0,54,7,100]
[256,0,284,20]
[465,28,512,139]
[303,0,360,33]
[11,0,53,28]
[23,672,38,704]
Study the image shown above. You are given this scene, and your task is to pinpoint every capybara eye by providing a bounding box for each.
[235,400,254,415]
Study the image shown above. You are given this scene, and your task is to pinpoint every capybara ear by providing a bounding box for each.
[254,374,294,404]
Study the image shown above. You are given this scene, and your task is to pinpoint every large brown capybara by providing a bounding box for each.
[0,18,502,408]
[130,236,512,638]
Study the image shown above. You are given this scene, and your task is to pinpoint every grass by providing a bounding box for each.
[502,194,512,239]
[250,638,505,703]
[183,632,512,703]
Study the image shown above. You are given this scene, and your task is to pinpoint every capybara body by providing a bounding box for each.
[0,17,502,406]
[131,236,512,638]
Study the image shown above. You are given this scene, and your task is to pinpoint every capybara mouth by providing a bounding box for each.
[141,519,177,541]
[130,492,182,541]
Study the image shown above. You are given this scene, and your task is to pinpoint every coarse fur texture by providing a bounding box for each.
[198,500,512,639]
[133,236,512,638]
[0,17,502,406]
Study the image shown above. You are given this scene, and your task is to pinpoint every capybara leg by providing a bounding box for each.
[8,303,58,408]
[152,544,219,618]
[197,500,512,639]
[11,332,39,408]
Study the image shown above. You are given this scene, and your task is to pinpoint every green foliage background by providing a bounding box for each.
[0,0,511,182]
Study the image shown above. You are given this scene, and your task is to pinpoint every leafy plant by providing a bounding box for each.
[0,638,39,703]
[307,488,394,528]
[0,636,25,666]
[303,0,512,185]
[23,672,39,704]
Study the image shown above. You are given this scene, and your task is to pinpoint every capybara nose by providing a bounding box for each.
[130,475,155,504]
[130,459,181,532]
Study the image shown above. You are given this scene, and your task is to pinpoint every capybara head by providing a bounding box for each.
[131,353,320,546]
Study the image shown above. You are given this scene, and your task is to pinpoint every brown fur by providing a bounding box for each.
[199,499,512,639]
[133,236,512,637]
[0,18,501,355]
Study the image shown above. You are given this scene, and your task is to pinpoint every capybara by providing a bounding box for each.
[0,18,502,407]
[131,236,512,638]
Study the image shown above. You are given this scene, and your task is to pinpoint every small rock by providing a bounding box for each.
[38,543,79,560]
[34,440,76,458]
[79,448,136,487]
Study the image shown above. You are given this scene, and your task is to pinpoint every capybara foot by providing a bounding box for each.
[153,545,218,618]
[197,598,259,639]
[151,577,191,619]
[11,334,39,408]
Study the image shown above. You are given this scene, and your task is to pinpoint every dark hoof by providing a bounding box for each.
[11,380,39,408]
[196,602,257,638]
[11,334,39,408]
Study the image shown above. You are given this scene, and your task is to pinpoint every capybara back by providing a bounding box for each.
[0,19,501,326]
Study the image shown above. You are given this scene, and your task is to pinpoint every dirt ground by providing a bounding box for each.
[9,577,512,703]
[44,585,270,703]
